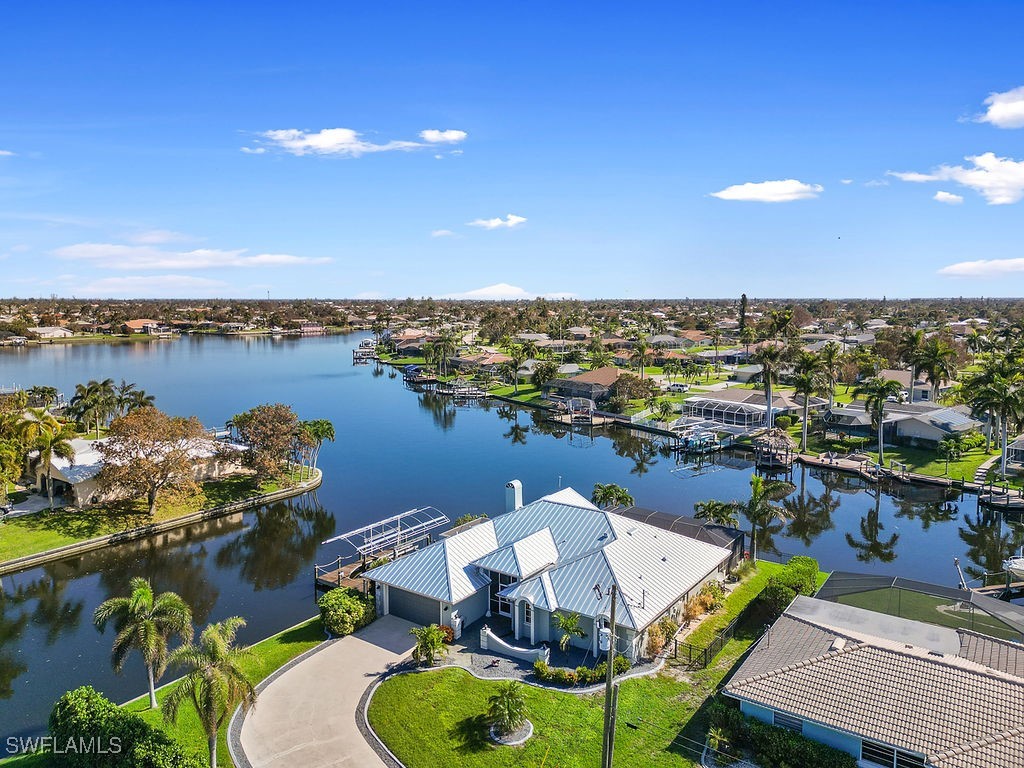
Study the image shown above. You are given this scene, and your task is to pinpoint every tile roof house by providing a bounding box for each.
[824,402,981,446]
[365,483,731,661]
[724,595,1024,768]
[544,367,622,402]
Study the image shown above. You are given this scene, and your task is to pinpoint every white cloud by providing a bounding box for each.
[431,229,455,238]
[245,126,465,158]
[0,150,15,157]
[127,229,194,245]
[54,242,331,270]
[80,275,231,298]
[840,179,853,185]
[888,152,1024,205]
[709,179,823,202]
[443,283,576,300]
[977,85,1024,129]
[864,179,890,187]
[419,129,467,144]
[466,214,527,229]
[938,258,1024,277]
[933,191,964,205]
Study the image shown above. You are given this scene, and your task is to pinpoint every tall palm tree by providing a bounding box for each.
[633,337,651,379]
[693,499,739,528]
[434,332,458,377]
[740,326,756,360]
[971,375,1024,479]
[845,490,899,563]
[752,344,787,430]
[93,577,193,709]
[591,483,634,510]
[852,376,903,464]
[589,346,612,369]
[710,327,723,366]
[299,419,335,470]
[818,341,843,410]
[739,474,793,561]
[913,336,958,403]
[20,410,76,508]
[162,617,256,768]
[897,329,925,403]
[791,351,824,452]
[498,360,521,394]
[115,380,155,416]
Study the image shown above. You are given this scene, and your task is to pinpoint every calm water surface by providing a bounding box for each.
[0,335,1020,737]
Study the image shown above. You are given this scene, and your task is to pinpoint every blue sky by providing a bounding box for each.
[2,2,1023,300]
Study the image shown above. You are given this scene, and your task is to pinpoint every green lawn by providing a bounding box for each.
[487,384,546,404]
[0,474,293,563]
[837,588,1018,641]
[863,444,995,482]
[0,618,324,768]
[369,562,796,768]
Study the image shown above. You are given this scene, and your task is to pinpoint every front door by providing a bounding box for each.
[489,571,517,617]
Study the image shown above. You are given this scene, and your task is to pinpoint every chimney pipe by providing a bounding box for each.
[505,480,523,513]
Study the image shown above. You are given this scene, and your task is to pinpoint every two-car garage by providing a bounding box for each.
[381,585,440,627]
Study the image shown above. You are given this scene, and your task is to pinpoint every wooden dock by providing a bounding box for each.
[315,562,367,591]
[971,581,1024,600]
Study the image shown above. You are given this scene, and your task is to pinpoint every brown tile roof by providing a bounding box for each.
[725,605,1024,768]
[570,367,622,386]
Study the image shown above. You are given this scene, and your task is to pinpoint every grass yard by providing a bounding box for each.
[863,444,996,482]
[0,474,295,563]
[487,384,546,405]
[369,562,802,768]
[0,618,325,768]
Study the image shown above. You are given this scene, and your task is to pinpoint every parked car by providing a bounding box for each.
[667,383,690,393]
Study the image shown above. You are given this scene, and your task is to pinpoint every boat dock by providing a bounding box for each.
[315,559,368,591]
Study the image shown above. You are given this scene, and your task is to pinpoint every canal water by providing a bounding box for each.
[0,334,1020,738]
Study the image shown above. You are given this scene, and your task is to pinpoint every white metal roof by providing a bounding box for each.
[472,527,558,578]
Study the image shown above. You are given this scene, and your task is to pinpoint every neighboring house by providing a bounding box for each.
[121,319,161,334]
[648,334,683,349]
[544,367,622,402]
[365,483,732,661]
[451,351,512,375]
[824,402,981,447]
[612,350,634,367]
[28,326,74,339]
[1006,436,1024,470]
[601,334,633,350]
[684,388,826,428]
[676,330,712,347]
[730,364,763,383]
[32,437,244,508]
[878,368,956,403]
[724,595,1024,768]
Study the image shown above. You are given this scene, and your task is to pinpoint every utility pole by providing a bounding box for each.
[600,583,618,768]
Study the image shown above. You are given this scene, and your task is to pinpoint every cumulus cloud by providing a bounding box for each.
[976,86,1024,129]
[419,129,468,144]
[431,229,455,238]
[864,179,890,187]
[443,283,575,300]
[54,242,331,270]
[933,191,964,205]
[938,258,1024,278]
[245,126,466,158]
[0,150,15,157]
[710,179,823,202]
[466,214,527,229]
[888,152,1024,205]
[80,275,231,298]
[840,179,853,185]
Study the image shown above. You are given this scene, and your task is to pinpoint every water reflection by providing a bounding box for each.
[497,405,529,446]
[0,587,29,699]
[783,465,838,547]
[959,510,1024,583]
[417,391,456,431]
[846,489,900,564]
[216,495,335,591]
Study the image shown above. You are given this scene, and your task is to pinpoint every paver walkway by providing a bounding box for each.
[238,615,416,768]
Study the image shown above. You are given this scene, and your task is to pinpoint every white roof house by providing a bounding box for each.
[365,483,731,660]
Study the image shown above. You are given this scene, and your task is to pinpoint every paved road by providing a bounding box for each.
[239,615,416,768]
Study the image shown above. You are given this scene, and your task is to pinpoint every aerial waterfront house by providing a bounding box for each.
[724,595,1024,767]
[878,368,957,403]
[364,482,731,661]
[824,401,981,447]
[543,366,622,402]
[27,326,74,339]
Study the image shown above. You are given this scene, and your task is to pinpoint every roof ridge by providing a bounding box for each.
[727,640,868,689]
[599,546,638,630]
[928,723,1024,762]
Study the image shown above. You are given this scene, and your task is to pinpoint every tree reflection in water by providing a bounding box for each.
[418,392,456,431]
[845,489,900,563]
[784,465,838,547]
[216,494,335,591]
[0,583,29,699]
[959,509,1024,583]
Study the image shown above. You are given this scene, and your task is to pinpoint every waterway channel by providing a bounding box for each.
[0,334,1020,738]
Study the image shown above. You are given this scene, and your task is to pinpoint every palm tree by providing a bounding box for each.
[498,360,521,394]
[707,726,731,758]
[93,577,193,709]
[693,499,739,528]
[299,419,335,470]
[162,617,256,768]
[434,332,458,377]
[913,336,958,403]
[591,482,634,510]
[488,680,528,737]
[20,409,76,509]
[791,351,824,452]
[115,380,155,416]
[554,611,586,656]
[656,399,675,424]
[971,375,1024,478]
[633,337,651,379]
[752,344,787,430]
[897,329,925,403]
[852,376,904,464]
[819,341,843,410]
[739,474,793,561]
[409,624,449,666]
[69,378,117,437]
[27,385,59,409]
[740,326,756,360]
[710,327,723,367]
[531,360,560,389]
[589,346,612,369]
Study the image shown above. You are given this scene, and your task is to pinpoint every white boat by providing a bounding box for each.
[1005,550,1024,581]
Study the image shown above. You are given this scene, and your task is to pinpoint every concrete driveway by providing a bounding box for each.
[237,615,416,768]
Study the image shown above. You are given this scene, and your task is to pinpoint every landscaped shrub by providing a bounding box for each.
[699,581,726,611]
[682,596,704,625]
[613,655,630,675]
[659,615,679,640]
[730,559,756,581]
[48,686,204,768]
[317,587,376,636]
[758,580,797,616]
[536,656,630,686]
[439,624,455,644]
[773,415,792,430]
[784,556,819,594]
[645,623,665,657]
